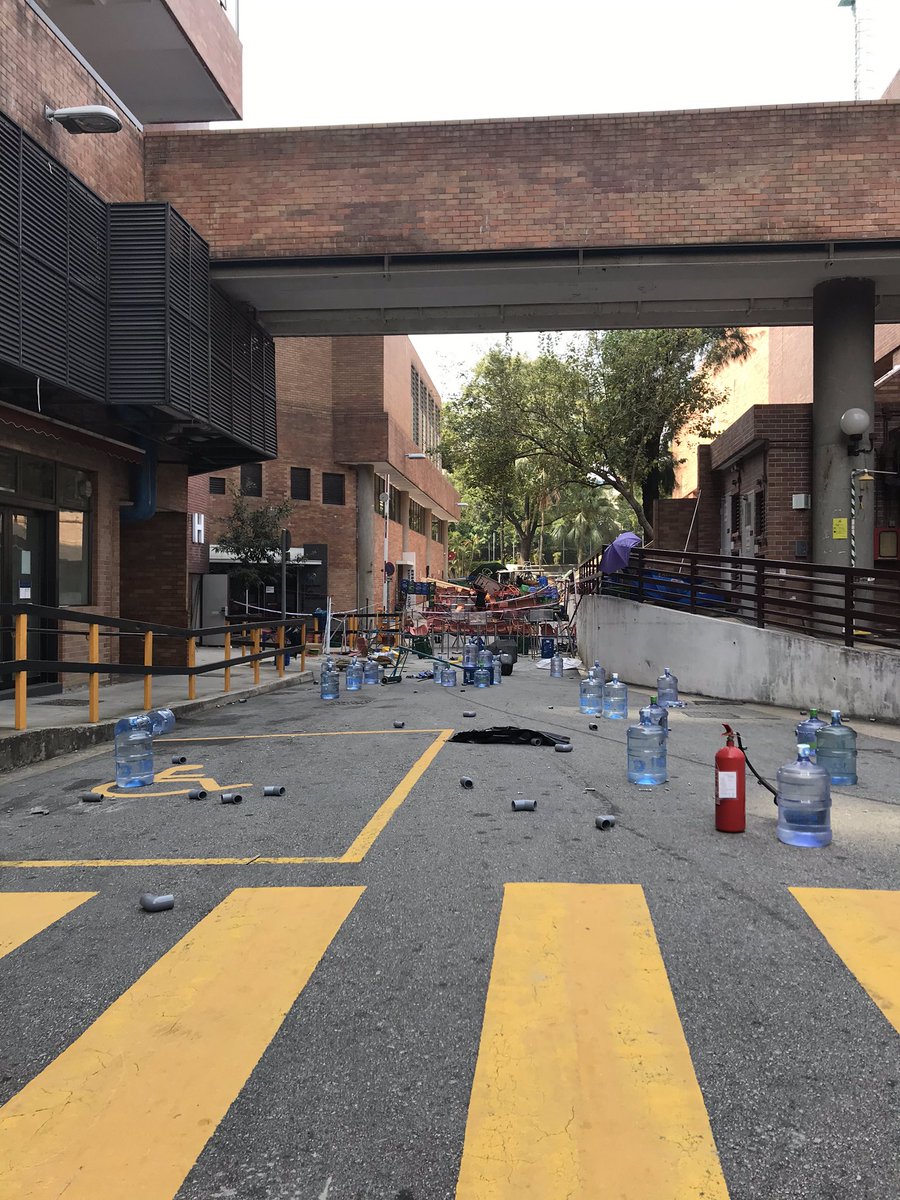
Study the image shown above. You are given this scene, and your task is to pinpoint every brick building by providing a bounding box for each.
[188,335,460,619]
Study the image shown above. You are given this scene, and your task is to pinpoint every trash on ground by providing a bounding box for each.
[221,792,243,804]
[450,727,571,747]
[588,722,599,731]
[139,893,175,912]
[393,721,406,729]
[512,798,537,812]
[462,710,477,718]
[29,806,50,816]
[80,792,103,803]
[263,785,286,796]
[187,788,207,800]
[460,777,474,789]
[595,815,616,830]
[171,755,187,765]
[555,742,574,753]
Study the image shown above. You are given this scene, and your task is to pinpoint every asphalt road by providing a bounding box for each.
[0,663,898,1200]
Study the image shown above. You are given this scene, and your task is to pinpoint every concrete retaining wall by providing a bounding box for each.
[579,595,900,723]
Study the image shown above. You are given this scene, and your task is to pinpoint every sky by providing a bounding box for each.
[224,0,900,398]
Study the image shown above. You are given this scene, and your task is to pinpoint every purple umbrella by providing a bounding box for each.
[599,532,642,574]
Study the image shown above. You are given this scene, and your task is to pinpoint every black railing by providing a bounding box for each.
[577,548,900,651]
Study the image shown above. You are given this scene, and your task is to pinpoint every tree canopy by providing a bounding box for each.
[216,491,293,590]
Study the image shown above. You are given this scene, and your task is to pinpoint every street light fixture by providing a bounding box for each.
[44,104,122,134]
[840,407,873,456]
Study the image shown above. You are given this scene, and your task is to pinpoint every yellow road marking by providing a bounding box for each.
[0,886,363,1200]
[92,764,252,800]
[0,892,95,959]
[339,729,453,862]
[455,883,730,1200]
[0,730,453,869]
[791,887,900,1035]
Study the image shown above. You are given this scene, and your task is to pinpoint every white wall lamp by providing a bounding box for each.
[44,105,122,134]
[840,407,873,456]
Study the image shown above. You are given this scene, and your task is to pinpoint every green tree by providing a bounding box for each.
[545,485,634,564]
[523,329,751,540]
[216,490,293,591]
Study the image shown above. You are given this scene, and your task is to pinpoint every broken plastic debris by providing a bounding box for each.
[29,806,50,816]
[187,788,207,800]
[450,727,571,747]
[595,814,616,831]
[460,777,474,789]
[511,798,537,812]
[171,755,187,765]
[139,893,175,912]
[263,785,285,797]
[80,791,103,803]
[220,792,243,804]
[588,722,598,731]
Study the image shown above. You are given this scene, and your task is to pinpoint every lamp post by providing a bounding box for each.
[838,0,860,100]
[381,474,390,612]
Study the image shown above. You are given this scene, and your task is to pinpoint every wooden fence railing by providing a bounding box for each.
[577,547,900,651]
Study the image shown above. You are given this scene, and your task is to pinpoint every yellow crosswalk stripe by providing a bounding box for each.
[455,883,730,1199]
[0,892,95,960]
[0,885,363,1200]
[791,887,900,1035]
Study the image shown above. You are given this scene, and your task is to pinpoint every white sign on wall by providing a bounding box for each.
[191,513,205,544]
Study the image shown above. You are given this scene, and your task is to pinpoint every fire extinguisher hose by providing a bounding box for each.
[734,730,778,799]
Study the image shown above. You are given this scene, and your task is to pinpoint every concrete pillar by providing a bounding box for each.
[812,278,875,567]
[440,519,450,578]
[422,507,433,576]
[356,465,375,611]
[399,490,410,555]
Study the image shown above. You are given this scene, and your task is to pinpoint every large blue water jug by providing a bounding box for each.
[626,714,667,784]
[656,668,679,707]
[549,653,564,679]
[320,658,340,700]
[346,656,363,691]
[579,675,602,715]
[795,708,827,754]
[603,673,628,719]
[640,695,668,735]
[114,715,154,788]
[492,658,502,685]
[363,658,380,686]
[776,745,832,847]
[147,708,175,736]
[478,649,494,683]
[440,665,458,687]
[815,710,858,785]
[474,665,491,688]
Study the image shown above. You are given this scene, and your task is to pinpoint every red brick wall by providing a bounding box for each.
[145,101,900,259]
[0,0,144,202]
[652,498,700,552]
[120,512,190,666]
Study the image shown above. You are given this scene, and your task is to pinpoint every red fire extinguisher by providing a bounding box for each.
[715,723,746,833]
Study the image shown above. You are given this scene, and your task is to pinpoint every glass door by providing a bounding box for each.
[0,508,57,692]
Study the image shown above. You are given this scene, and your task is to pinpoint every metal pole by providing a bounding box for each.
[280,528,288,625]
[383,473,390,612]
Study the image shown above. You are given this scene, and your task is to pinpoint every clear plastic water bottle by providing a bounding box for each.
[363,657,380,686]
[656,667,679,707]
[492,658,502,685]
[776,744,832,846]
[627,712,667,784]
[440,665,458,687]
[579,674,602,715]
[320,658,340,700]
[588,660,606,690]
[549,652,564,679]
[640,695,668,735]
[795,708,827,756]
[463,640,478,669]
[147,708,175,736]
[114,715,154,788]
[603,672,628,719]
[815,710,858,785]
[474,665,491,688]
[478,649,494,683]
[346,656,363,691]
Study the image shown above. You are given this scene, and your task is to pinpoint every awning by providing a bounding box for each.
[0,401,145,464]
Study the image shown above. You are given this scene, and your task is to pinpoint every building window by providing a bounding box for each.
[322,472,345,506]
[209,477,226,495]
[411,366,420,445]
[432,516,442,542]
[754,489,767,540]
[409,500,425,534]
[58,510,90,605]
[291,467,311,501]
[240,463,262,497]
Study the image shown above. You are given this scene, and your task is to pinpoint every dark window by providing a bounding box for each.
[411,366,420,445]
[729,493,740,539]
[58,511,91,605]
[240,463,262,497]
[20,457,55,501]
[209,476,226,495]
[754,489,767,539]
[409,499,425,534]
[432,516,442,542]
[322,472,345,506]
[291,467,311,501]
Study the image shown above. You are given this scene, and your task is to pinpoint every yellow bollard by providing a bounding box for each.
[224,631,231,693]
[277,624,285,677]
[252,628,261,685]
[14,612,27,731]
[143,631,153,711]
[88,623,99,724]
[187,636,196,700]
[300,624,307,673]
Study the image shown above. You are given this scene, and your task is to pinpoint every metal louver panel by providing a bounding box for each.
[69,179,107,299]
[68,286,106,397]
[0,237,19,362]
[21,255,67,379]
[21,140,67,275]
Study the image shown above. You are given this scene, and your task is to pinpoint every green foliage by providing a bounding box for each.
[216,490,293,590]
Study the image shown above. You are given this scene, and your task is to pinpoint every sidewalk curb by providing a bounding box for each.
[0,671,313,775]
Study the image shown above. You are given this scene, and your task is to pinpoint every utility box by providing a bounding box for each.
[792,493,812,510]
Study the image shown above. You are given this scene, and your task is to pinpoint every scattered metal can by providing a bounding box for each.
[139,893,175,912]
[595,814,616,831]
[588,722,598,731]
[463,710,477,718]
[187,788,207,801]
[80,791,103,803]
[263,785,286,797]
[511,798,537,812]
[171,755,187,765]
[220,792,243,804]
[554,742,574,753]
[460,777,474,789]
[393,721,405,729]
